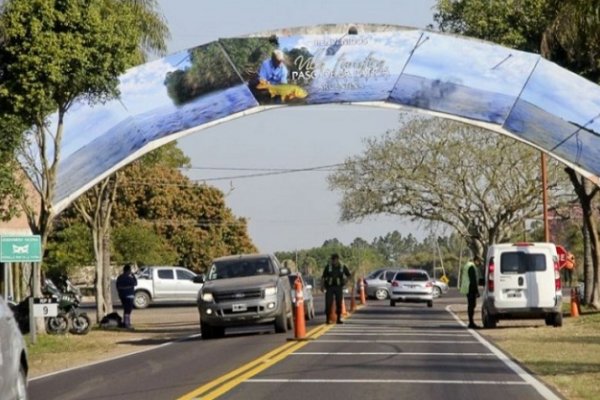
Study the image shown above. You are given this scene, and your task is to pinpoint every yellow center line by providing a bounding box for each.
[177,324,333,400]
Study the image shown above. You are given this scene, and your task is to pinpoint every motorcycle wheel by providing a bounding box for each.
[69,313,91,335]
[46,313,69,335]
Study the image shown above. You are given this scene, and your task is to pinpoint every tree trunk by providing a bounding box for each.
[582,222,594,305]
[566,168,600,309]
[102,230,113,315]
[94,229,106,324]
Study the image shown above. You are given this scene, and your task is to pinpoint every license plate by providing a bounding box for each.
[507,292,521,298]
[232,303,247,312]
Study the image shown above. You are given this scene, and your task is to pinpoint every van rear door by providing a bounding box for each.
[496,247,555,309]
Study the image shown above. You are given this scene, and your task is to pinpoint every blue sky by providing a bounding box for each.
[158,0,438,252]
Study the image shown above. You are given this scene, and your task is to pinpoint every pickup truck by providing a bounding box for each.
[114,266,203,309]
[196,254,293,339]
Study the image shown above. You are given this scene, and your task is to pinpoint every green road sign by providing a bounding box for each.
[0,235,42,262]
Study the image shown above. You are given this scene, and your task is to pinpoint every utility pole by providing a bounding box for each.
[541,153,550,242]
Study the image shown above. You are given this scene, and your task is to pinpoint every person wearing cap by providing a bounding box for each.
[116,263,137,329]
[321,254,351,324]
[258,49,288,84]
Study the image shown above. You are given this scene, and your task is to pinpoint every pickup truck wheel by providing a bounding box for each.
[201,321,214,339]
[274,311,288,333]
[134,291,150,309]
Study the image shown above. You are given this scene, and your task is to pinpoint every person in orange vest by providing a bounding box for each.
[563,252,575,287]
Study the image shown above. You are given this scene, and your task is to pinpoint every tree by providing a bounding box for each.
[71,0,171,321]
[433,0,600,306]
[112,223,178,265]
[328,117,570,260]
[0,0,144,312]
[0,114,26,221]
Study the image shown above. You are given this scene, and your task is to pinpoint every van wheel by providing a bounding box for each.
[482,307,497,329]
[552,312,563,328]
[390,300,396,307]
[274,311,288,333]
[427,300,433,308]
[544,314,553,326]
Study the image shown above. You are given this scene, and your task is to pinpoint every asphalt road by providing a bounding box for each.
[28,292,561,400]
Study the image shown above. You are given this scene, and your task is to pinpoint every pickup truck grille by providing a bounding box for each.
[214,289,263,303]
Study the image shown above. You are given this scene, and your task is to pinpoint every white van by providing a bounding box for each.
[481,242,563,328]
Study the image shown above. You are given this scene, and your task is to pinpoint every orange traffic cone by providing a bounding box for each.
[341,296,348,317]
[359,277,367,305]
[570,288,580,318]
[328,300,337,324]
[350,282,357,312]
[293,276,306,339]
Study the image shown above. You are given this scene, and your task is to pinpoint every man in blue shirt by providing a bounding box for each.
[258,49,288,84]
[116,263,137,329]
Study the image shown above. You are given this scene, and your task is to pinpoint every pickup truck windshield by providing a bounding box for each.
[208,259,274,280]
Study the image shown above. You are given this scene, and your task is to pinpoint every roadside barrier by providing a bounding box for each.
[294,276,306,339]
[359,276,367,305]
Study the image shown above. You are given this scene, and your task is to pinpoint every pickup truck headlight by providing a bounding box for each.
[201,292,214,302]
[264,286,278,296]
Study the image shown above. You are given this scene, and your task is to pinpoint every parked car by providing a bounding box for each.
[431,278,449,298]
[112,266,203,309]
[196,254,294,339]
[481,242,563,328]
[360,269,399,300]
[288,273,316,320]
[389,269,433,307]
[1,296,28,400]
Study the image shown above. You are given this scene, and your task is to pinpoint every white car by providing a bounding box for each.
[481,242,563,328]
[389,269,433,307]
[0,296,28,400]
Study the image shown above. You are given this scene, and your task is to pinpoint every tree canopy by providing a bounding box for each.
[328,117,570,258]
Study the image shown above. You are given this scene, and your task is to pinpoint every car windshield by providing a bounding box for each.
[395,272,429,281]
[208,258,274,280]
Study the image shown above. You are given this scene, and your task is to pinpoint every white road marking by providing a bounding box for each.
[246,378,529,385]
[292,352,494,356]
[445,305,561,400]
[324,332,471,337]
[331,328,468,334]
[30,333,203,381]
[316,339,478,344]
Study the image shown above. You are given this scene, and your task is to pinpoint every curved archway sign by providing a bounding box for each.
[40,24,600,213]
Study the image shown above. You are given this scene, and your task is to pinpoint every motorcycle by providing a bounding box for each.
[9,277,91,335]
[42,277,91,335]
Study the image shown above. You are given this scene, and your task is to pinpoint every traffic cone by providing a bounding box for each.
[293,276,306,339]
[570,288,579,318]
[359,277,367,305]
[328,300,337,324]
[341,296,348,317]
[350,282,357,312]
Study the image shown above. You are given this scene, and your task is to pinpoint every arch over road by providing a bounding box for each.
[37,23,600,213]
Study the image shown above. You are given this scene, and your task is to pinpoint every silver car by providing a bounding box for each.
[1,296,28,400]
[389,269,434,307]
[361,269,398,300]
[431,279,449,298]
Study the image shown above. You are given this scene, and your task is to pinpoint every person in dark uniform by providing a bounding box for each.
[321,254,351,324]
[116,263,137,329]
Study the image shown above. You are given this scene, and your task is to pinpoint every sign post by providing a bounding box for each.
[1,235,42,343]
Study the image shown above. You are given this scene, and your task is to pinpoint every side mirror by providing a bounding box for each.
[193,274,205,284]
[280,267,290,276]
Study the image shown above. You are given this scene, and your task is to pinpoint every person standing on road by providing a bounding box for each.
[322,254,351,324]
[460,256,481,329]
[116,263,137,329]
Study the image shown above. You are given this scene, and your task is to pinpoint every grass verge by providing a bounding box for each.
[455,302,600,400]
